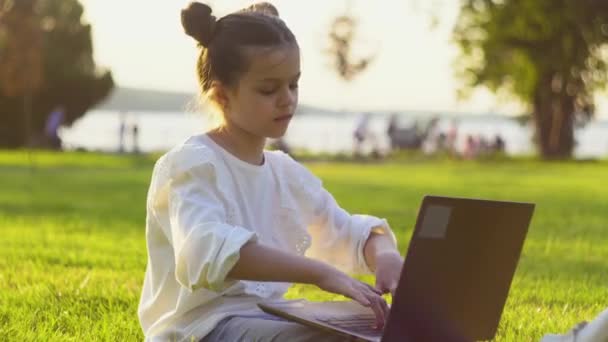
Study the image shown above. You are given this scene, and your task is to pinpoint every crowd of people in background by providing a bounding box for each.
[272,112,511,160]
[422,117,506,159]
[353,113,508,160]
[461,133,505,159]
[47,109,511,159]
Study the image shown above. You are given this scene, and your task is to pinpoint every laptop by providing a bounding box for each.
[259,195,535,341]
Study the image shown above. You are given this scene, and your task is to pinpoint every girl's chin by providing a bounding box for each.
[266,127,289,139]
[264,120,289,136]
[267,132,287,139]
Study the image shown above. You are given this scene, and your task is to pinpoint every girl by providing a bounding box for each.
[138,2,403,341]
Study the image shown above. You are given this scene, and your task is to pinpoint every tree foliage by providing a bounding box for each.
[454,0,608,158]
[326,15,375,81]
[0,0,113,148]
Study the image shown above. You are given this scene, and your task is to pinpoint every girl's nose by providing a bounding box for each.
[278,86,296,108]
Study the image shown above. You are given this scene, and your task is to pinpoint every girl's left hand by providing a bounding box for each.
[373,251,404,297]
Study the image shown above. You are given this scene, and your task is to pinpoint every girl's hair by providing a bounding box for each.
[181,2,297,98]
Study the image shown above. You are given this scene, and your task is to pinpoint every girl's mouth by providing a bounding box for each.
[274,115,293,122]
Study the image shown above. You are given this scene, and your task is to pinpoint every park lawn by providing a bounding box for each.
[0,150,607,341]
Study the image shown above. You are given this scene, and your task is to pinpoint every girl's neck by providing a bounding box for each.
[207,124,266,166]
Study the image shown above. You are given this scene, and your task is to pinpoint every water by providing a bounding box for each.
[60,110,608,158]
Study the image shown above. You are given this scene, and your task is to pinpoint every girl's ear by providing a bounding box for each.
[209,81,230,111]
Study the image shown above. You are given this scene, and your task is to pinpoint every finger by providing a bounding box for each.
[379,296,390,319]
[371,291,389,318]
[367,282,384,295]
[367,294,386,329]
[357,284,387,327]
[349,289,371,308]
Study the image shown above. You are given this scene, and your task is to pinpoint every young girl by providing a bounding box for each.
[138,2,403,341]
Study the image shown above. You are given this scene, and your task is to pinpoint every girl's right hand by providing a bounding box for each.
[315,269,390,330]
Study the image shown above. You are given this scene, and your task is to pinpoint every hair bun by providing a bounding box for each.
[241,2,279,17]
[181,2,217,47]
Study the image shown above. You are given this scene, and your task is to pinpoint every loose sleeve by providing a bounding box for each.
[167,148,257,292]
[281,156,397,274]
[305,187,396,274]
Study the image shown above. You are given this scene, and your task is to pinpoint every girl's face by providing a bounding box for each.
[220,44,300,139]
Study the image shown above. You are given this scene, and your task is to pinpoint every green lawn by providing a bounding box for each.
[1,151,607,341]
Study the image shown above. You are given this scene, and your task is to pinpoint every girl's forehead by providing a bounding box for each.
[243,45,300,81]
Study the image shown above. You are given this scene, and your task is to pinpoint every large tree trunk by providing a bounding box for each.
[533,75,576,159]
[0,97,27,148]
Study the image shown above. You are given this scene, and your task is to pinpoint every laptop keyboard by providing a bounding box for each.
[316,314,382,336]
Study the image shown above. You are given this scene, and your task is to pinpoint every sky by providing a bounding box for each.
[80,0,608,116]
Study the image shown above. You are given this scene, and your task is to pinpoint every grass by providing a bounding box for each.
[1,150,607,341]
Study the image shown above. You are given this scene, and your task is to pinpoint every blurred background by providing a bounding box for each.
[2,0,607,160]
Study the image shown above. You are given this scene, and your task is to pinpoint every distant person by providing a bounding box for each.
[493,134,505,153]
[44,105,65,150]
[138,3,401,342]
[421,116,441,154]
[131,119,140,154]
[118,111,127,153]
[386,113,399,151]
[463,134,478,160]
[353,112,371,156]
[478,134,490,156]
[437,132,447,151]
[446,119,459,156]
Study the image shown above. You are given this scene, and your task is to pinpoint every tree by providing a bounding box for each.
[0,0,113,148]
[0,0,43,148]
[454,0,608,159]
[325,14,375,81]
[325,0,376,82]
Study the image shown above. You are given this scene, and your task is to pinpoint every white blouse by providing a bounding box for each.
[138,134,396,341]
